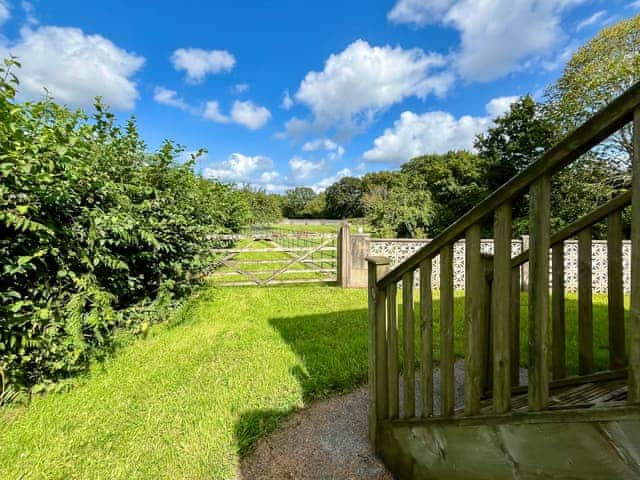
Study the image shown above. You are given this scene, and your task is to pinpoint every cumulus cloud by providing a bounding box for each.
[312,168,353,192]
[363,95,519,163]
[281,90,294,110]
[230,100,271,130]
[302,138,345,160]
[0,26,144,109]
[289,156,324,180]
[292,39,453,134]
[388,0,582,81]
[0,0,10,25]
[203,153,278,184]
[171,48,235,83]
[153,86,189,111]
[203,100,230,123]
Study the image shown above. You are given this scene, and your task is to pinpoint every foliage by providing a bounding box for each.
[363,175,432,238]
[282,187,317,218]
[400,151,487,236]
[324,176,364,219]
[0,59,249,394]
[243,187,282,224]
[301,191,327,218]
[544,14,640,168]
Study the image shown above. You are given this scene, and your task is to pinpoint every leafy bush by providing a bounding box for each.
[0,59,250,394]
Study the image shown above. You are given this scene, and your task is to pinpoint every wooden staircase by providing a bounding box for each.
[366,82,640,480]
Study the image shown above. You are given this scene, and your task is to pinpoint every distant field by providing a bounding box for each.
[264,222,375,235]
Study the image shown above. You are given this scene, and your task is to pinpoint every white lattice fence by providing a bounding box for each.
[368,238,631,293]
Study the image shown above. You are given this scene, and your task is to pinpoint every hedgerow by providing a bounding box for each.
[0,58,250,397]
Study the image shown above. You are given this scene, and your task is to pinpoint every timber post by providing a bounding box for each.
[337,222,351,287]
[367,256,390,448]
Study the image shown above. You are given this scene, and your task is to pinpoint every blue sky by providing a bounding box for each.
[0,0,638,192]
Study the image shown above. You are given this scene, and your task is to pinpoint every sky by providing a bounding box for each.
[0,0,638,192]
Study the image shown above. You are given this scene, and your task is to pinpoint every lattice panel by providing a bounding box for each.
[368,238,631,293]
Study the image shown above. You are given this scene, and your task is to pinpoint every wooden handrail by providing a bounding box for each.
[377,81,640,289]
[510,190,632,268]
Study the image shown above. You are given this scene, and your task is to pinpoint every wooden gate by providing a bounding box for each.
[208,232,338,286]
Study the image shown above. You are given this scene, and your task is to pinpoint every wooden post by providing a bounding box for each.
[337,223,351,288]
[510,268,521,386]
[492,203,512,413]
[578,227,594,375]
[528,176,550,411]
[419,258,433,418]
[464,224,483,416]
[440,244,455,417]
[630,108,640,403]
[402,271,415,419]
[520,235,530,291]
[367,256,390,447]
[551,243,566,379]
[607,210,626,370]
[387,283,399,419]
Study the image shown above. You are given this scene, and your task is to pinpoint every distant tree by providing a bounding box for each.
[361,171,398,194]
[242,187,282,224]
[544,14,640,169]
[475,96,555,192]
[324,176,364,219]
[302,192,327,218]
[400,151,487,236]
[282,187,316,218]
[363,176,433,238]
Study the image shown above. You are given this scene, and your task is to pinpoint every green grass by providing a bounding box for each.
[0,286,627,479]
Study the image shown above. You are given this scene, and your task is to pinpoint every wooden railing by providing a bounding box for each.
[367,82,640,445]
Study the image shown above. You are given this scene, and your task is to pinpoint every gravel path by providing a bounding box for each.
[239,361,527,479]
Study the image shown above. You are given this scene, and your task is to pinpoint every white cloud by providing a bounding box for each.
[0,26,144,109]
[203,100,230,123]
[154,86,189,111]
[0,0,10,25]
[233,83,249,93]
[171,48,235,83]
[230,100,271,130]
[312,168,352,193]
[630,1,640,9]
[203,153,277,184]
[289,156,324,180]
[388,0,582,81]
[363,95,519,163]
[576,10,606,31]
[302,138,345,160]
[293,39,453,131]
[281,90,294,110]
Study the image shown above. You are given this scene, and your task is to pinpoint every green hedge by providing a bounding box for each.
[0,59,250,395]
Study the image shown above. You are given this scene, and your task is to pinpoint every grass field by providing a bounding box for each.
[0,285,627,479]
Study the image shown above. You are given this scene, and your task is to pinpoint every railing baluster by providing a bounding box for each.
[420,259,433,418]
[529,175,550,411]
[631,107,640,403]
[493,203,512,413]
[387,282,399,419]
[510,267,521,386]
[402,271,415,418]
[607,210,626,370]
[578,227,594,375]
[440,244,455,416]
[552,243,566,379]
[464,224,483,416]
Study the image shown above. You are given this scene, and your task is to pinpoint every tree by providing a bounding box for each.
[400,151,487,236]
[302,192,327,218]
[475,96,555,192]
[282,187,316,218]
[544,15,640,168]
[363,176,433,238]
[324,176,364,219]
[242,188,282,224]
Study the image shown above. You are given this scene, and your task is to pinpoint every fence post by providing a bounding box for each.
[367,256,390,449]
[337,223,351,287]
[520,235,529,292]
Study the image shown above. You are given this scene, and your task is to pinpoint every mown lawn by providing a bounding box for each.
[0,285,627,479]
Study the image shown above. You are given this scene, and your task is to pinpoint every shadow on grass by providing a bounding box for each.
[234,307,368,459]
